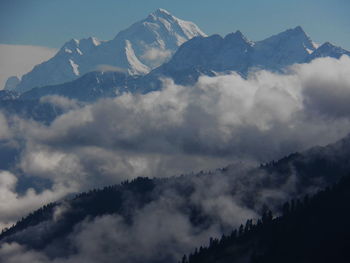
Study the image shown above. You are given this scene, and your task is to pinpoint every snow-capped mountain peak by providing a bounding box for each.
[149,8,173,19]
[154,8,171,15]
[12,26,350,101]
[146,8,207,41]
[257,26,316,50]
[151,26,350,86]
[60,37,100,56]
[7,9,206,93]
[251,26,317,69]
[60,39,80,53]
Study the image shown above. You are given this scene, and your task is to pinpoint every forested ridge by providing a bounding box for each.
[183,175,350,263]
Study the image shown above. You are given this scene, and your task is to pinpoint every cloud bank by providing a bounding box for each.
[0,44,57,89]
[0,56,350,262]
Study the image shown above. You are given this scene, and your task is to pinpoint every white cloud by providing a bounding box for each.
[1,56,347,196]
[0,56,350,261]
[0,170,72,229]
[141,47,172,68]
[0,44,57,89]
[40,95,81,111]
[93,64,127,73]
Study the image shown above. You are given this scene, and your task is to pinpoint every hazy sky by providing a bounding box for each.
[1,0,349,49]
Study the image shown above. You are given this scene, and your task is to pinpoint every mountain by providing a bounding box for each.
[253,26,317,69]
[2,134,350,262]
[307,41,350,60]
[4,76,20,91]
[6,8,206,93]
[184,175,350,263]
[19,26,350,103]
[154,26,347,80]
[0,90,19,100]
[159,26,317,75]
[19,71,134,102]
[0,98,66,124]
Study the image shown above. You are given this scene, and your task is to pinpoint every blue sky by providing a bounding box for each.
[0,0,349,49]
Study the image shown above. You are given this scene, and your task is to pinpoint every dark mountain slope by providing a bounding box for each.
[0,98,65,124]
[19,71,136,102]
[1,135,350,261]
[0,177,157,249]
[185,175,350,263]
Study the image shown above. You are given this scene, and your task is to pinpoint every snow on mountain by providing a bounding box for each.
[153,26,349,80]
[156,30,254,75]
[7,22,350,102]
[19,26,350,103]
[253,26,317,69]
[8,9,206,93]
[307,41,350,61]
[114,8,206,69]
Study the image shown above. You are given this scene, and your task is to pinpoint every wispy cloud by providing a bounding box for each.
[141,47,172,68]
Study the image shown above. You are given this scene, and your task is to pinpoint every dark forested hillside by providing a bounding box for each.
[184,175,350,263]
[0,177,157,249]
[1,135,350,262]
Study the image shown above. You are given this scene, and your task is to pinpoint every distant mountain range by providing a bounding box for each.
[5,8,206,93]
[157,26,350,75]
[4,9,350,101]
